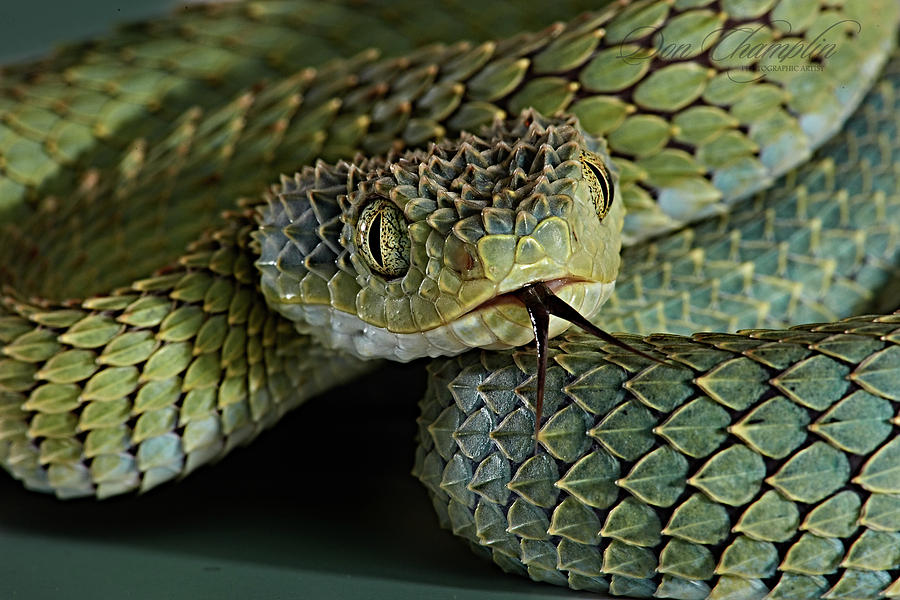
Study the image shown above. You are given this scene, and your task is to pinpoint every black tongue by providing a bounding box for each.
[516,285,551,455]
[515,282,665,454]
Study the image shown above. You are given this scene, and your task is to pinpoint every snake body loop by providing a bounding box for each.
[1,1,900,597]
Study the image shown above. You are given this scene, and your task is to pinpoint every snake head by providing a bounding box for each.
[255,110,623,361]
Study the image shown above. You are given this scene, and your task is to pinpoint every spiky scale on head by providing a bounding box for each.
[255,110,623,361]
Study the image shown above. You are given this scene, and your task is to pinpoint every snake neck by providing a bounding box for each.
[0,194,375,497]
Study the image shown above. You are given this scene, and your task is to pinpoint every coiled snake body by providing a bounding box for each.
[1,1,900,598]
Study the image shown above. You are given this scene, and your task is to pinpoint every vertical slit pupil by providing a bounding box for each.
[368,211,384,267]
[587,161,612,217]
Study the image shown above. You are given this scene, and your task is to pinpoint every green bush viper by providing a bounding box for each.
[1,1,900,598]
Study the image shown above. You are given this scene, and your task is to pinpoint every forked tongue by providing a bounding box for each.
[515,282,665,454]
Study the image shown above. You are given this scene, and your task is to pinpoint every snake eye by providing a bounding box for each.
[580,151,614,221]
[356,198,411,278]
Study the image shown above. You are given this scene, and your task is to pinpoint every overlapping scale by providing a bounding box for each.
[0,0,602,215]
[415,316,900,596]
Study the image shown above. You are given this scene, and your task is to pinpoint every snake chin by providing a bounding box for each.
[292,279,615,362]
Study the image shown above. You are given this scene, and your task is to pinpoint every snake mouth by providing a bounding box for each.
[466,277,593,311]
[437,277,616,351]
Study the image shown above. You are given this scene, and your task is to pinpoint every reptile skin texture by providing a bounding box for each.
[0,1,898,598]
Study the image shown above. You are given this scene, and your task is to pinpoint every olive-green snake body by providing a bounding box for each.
[1,1,900,598]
